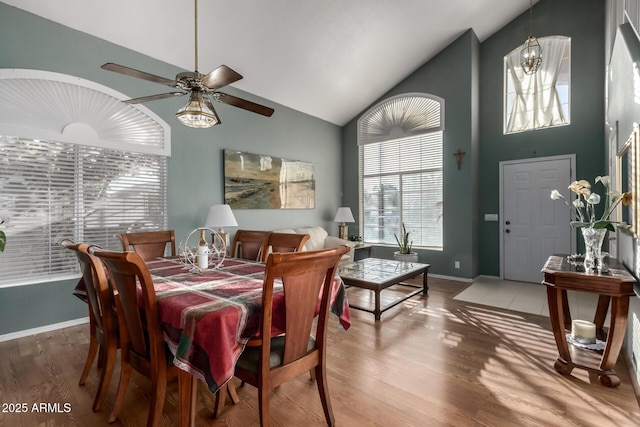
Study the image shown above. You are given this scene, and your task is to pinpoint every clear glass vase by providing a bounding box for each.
[581,227,607,272]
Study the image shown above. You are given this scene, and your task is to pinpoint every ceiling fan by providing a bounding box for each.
[101,0,274,128]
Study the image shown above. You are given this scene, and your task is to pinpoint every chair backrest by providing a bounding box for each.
[117,230,176,260]
[263,232,310,262]
[61,239,116,345]
[231,230,272,261]
[91,248,166,369]
[260,245,349,366]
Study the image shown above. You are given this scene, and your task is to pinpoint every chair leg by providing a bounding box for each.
[78,308,100,385]
[258,381,270,427]
[146,369,168,427]
[314,365,335,427]
[213,379,241,418]
[108,361,132,423]
[79,324,99,385]
[227,378,240,404]
[213,383,228,419]
[92,344,117,412]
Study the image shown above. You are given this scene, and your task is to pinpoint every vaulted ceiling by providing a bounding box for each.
[2,0,536,126]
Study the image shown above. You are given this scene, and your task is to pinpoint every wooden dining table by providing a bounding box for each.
[144,256,351,426]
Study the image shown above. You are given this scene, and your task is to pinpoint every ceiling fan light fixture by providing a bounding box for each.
[176,91,220,128]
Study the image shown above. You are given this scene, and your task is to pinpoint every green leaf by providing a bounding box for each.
[394,223,413,254]
[0,230,5,252]
[592,221,615,231]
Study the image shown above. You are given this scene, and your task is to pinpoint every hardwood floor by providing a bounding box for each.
[1,277,639,426]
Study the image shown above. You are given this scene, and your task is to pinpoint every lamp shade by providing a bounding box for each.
[205,204,238,228]
[176,92,220,128]
[334,207,355,223]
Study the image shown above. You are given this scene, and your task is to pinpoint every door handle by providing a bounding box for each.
[505,221,511,225]
[505,229,510,233]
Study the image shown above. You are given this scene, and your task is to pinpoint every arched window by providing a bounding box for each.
[0,69,170,287]
[358,93,444,249]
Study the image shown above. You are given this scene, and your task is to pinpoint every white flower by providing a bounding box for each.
[550,190,564,200]
[587,193,601,205]
[551,175,630,231]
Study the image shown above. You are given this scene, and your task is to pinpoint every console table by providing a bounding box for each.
[541,254,636,387]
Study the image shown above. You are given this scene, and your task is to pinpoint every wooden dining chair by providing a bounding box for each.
[61,239,118,412]
[233,245,349,427]
[262,232,310,262]
[231,230,272,261]
[117,230,176,260]
[91,247,180,427]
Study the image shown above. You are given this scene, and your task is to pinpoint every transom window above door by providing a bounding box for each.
[504,35,571,134]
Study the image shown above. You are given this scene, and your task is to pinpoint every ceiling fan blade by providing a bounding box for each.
[125,92,186,104]
[214,93,274,117]
[102,63,178,87]
[201,65,243,90]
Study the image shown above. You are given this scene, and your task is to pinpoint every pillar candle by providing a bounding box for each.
[571,319,596,344]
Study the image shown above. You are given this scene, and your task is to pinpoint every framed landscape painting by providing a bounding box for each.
[224,149,315,209]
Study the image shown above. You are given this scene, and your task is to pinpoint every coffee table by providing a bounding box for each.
[338,258,430,320]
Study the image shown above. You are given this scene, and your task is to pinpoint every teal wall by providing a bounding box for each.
[342,30,480,279]
[0,3,342,335]
[478,0,605,276]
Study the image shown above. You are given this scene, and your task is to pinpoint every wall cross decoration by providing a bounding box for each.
[453,148,466,170]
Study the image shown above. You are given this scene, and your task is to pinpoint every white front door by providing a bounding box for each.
[500,155,575,283]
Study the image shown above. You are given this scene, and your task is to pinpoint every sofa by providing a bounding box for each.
[273,226,356,265]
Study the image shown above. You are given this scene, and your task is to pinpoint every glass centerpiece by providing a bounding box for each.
[550,176,631,271]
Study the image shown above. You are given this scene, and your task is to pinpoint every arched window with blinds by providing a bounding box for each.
[0,70,170,287]
[358,93,444,249]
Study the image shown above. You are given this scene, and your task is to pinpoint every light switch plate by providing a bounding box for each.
[484,213,499,221]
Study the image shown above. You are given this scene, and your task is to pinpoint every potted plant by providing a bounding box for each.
[393,223,418,262]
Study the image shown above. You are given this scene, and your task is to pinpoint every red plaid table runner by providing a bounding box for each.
[145,256,350,393]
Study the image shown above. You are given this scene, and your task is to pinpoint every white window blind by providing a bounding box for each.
[0,135,168,287]
[360,132,443,248]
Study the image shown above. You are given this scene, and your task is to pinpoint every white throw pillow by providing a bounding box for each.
[294,226,327,252]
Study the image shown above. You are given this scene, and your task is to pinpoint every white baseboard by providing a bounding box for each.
[0,317,89,342]
[474,274,501,281]
[429,273,473,283]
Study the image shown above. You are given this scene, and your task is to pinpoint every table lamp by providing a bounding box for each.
[205,204,238,253]
[334,207,355,240]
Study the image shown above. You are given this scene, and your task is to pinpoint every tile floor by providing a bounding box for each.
[454,276,610,322]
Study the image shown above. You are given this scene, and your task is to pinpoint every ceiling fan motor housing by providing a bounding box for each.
[176,71,206,91]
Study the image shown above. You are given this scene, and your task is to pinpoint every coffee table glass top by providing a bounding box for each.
[338,258,428,285]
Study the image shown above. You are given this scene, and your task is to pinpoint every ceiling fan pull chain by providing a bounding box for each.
[194,0,199,73]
